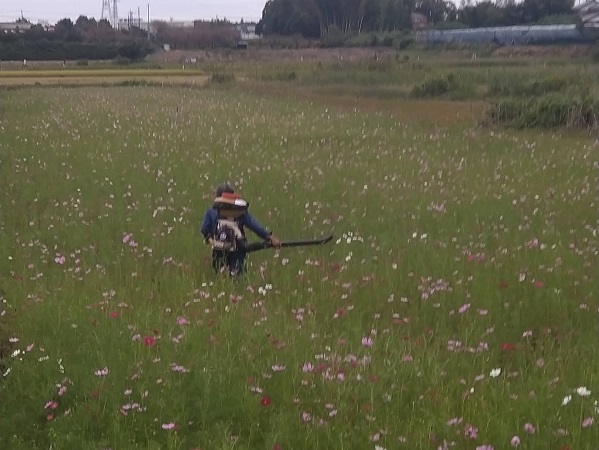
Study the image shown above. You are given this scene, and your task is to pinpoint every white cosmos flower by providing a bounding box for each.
[490,368,502,378]
[562,395,572,406]
[576,387,591,397]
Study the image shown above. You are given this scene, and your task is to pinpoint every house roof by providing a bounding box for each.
[574,0,599,13]
[0,22,33,29]
[582,11,599,21]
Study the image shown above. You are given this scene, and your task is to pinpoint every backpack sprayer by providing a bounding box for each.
[211,193,333,253]
[243,234,333,253]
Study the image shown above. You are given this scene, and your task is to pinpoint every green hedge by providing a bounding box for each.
[485,93,599,129]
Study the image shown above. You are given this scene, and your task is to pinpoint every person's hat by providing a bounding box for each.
[215,182,234,198]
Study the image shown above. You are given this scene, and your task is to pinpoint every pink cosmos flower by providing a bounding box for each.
[54,255,65,265]
[302,362,314,373]
[464,424,478,439]
[458,303,471,314]
[44,401,58,410]
[361,336,374,347]
[524,423,536,434]
[510,436,521,447]
[161,422,177,430]
[582,417,594,428]
[176,316,189,326]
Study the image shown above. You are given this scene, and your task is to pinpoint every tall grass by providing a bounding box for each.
[0,85,597,450]
[485,93,599,129]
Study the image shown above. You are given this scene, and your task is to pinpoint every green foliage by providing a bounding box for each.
[590,41,599,63]
[258,0,579,40]
[487,76,573,97]
[485,93,599,129]
[534,13,580,25]
[259,70,298,81]
[258,0,415,38]
[435,21,470,30]
[410,73,458,98]
[321,25,348,48]
[398,37,414,49]
[344,31,413,50]
[117,40,153,62]
[0,17,155,61]
[210,72,236,83]
[0,40,121,61]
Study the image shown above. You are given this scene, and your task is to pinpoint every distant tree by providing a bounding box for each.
[98,18,113,29]
[54,18,81,41]
[414,0,455,24]
[75,16,97,31]
[520,0,574,23]
[24,24,47,40]
[258,0,414,38]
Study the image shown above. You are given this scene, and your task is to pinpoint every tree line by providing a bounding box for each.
[256,0,577,37]
[0,16,240,62]
[0,0,579,62]
[0,17,153,62]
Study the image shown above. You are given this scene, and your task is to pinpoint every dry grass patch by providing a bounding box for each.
[0,69,204,78]
[0,75,210,87]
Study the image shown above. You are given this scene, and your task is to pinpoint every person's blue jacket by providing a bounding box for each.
[200,208,272,244]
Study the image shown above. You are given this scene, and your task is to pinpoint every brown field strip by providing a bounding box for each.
[242,83,487,127]
[0,75,210,87]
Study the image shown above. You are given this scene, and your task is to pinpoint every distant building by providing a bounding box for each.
[0,22,34,33]
[416,24,595,45]
[236,23,259,40]
[574,0,599,27]
[411,13,430,31]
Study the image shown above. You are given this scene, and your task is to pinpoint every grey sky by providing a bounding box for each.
[1,0,267,24]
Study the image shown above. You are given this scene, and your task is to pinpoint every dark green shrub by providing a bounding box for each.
[485,93,599,130]
[397,37,413,50]
[411,73,457,98]
[488,76,572,97]
[259,71,297,82]
[211,72,236,84]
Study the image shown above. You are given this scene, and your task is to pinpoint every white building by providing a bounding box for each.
[574,0,599,28]
[0,22,33,33]
[236,23,259,40]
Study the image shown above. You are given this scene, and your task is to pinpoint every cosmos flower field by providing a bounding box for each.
[0,85,598,450]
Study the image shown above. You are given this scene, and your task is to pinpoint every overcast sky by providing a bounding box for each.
[1,0,267,24]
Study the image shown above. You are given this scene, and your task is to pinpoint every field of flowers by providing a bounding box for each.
[0,85,598,450]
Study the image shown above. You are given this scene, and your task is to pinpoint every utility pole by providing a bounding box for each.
[112,0,119,29]
[101,0,112,24]
[147,4,150,38]
[138,7,141,29]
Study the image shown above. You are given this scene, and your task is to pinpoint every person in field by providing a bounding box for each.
[200,183,281,277]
